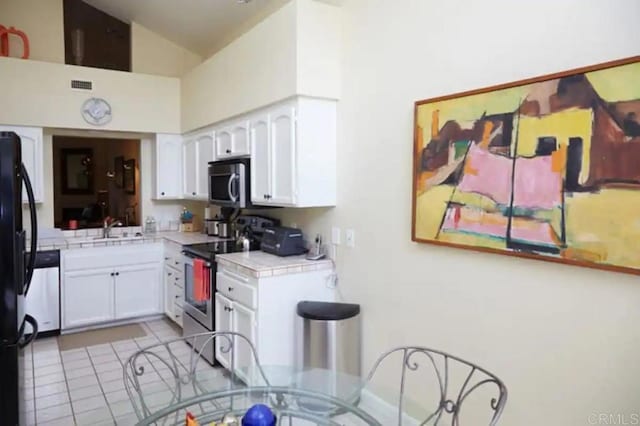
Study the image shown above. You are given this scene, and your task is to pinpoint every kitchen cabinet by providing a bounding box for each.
[216,121,250,159]
[114,264,162,319]
[163,243,185,327]
[249,98,336,207]
[63,268,114,329]
[215,260,335,377]
[183,131,215,200]
[61,244,163,330]
[154,134,183,199]
[214,293,233,370]
[183,138,198,198]
[0,126,44,204]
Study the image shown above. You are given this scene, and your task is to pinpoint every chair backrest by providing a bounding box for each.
[123,331,270,422]
[362,346,507,425]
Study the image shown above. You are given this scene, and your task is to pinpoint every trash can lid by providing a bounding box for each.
[296,301,360,321]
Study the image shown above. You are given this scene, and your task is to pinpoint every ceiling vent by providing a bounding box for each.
[71,80,93,91]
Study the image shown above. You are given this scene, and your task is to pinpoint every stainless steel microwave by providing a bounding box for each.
[208,158,252,208]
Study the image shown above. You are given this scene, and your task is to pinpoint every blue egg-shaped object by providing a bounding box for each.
[242,404,276,426]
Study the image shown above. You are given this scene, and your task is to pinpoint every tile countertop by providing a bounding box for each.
[216,251,334,279]
[29,228,227,251]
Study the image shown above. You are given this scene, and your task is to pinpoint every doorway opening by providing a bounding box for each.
[52,136,140,229]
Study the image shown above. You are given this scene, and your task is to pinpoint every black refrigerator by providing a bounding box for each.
[0,131,39,426]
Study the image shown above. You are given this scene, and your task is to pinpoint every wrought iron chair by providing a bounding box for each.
[356,346,508,425]
[124,331,271,424]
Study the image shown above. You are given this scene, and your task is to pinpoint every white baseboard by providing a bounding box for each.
[60,314,164,335]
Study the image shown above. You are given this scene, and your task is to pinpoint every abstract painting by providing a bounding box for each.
[412,56,640,274]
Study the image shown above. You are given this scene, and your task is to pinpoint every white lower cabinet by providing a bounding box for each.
[215,262,335,378]
[114,264,162,319]
[61,244,163,331]
[215,293,233,370]
[63,268,115,329]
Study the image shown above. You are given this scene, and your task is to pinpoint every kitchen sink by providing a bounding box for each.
[91,235,144,242]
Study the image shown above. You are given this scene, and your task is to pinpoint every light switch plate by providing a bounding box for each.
[331,227,341,245]
[345,229,355,248]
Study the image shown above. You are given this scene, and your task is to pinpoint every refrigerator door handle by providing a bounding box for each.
[21,163,37,295]
[17,314,38,349]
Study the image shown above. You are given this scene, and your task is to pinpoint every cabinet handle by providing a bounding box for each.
[175,261,179,265]
[161,192,165,196]
[164,257,169,260]
[115,272,120,276]
[175,295,179,299]
[224,306,234,312]
[226,149,231,154]
[168,272,172,276]
[228,286,233,292]
[192,192,196,196]
[110,272,114,277]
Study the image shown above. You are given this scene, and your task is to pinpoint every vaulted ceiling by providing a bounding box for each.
[83,0,291,58]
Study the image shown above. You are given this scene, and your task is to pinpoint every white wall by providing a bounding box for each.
[266,0,640,424]
[131,22,202,78]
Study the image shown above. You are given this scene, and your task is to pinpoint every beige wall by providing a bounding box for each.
[131,22,202,78]
[0,0,64,63]
[265,0,640,424]
[0,0,201,77]
[0,57,181,133]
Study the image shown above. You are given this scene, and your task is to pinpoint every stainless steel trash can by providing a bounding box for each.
[297,301,361,377]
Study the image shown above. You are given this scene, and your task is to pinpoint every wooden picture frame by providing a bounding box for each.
[123,158,135,195]
[412,56,640,275]
[61,148,94,194]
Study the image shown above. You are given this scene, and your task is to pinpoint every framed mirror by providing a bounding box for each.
[61,148,94,194]
[123,158,135,194]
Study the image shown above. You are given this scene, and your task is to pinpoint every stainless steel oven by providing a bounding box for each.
[208,158,251,208]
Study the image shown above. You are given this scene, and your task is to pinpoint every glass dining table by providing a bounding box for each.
[130,365,383,426]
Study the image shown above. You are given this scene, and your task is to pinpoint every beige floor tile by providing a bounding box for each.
[35,382,68,399]
[35,403,72,423]
[72,394,108,414]
[69,383,102,401]
[87,343,115,356]
[114,413,139,426]
[67,374,99,390]
[105,390,130,404]
[36,415,75,426]
[95,361,123,373]
[109,399,135,417]
[75,406,114,426]
[34,391,70,410]
[35,371,66,386]
[91,352,120,364]
[64,366,95,380]
[98,369,124,383]
[61,350,89,362]
[62,357,92,369]
[101,378,126,393]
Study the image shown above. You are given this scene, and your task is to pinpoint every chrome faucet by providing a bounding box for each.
[103,219,123,239]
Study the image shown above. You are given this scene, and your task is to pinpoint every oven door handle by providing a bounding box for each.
[228,173,239,203]
[181,251,212,268]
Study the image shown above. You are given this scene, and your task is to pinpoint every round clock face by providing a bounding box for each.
[82,97,112,125]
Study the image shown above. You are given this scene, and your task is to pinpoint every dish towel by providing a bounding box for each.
[193,259,207,302]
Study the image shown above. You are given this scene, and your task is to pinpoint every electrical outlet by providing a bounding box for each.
[345,229,355,248]
[291,222,297,229]
[331,227,341,245]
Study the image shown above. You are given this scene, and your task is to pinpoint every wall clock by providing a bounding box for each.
[81,97,112,125]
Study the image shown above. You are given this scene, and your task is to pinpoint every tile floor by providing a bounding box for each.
[23,319,224,426]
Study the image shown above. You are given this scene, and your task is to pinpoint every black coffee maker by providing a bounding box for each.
[232,215,280,250]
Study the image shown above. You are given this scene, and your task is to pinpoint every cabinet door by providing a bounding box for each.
[216,127,233,159]
[62,269,114,329]
[232,302,257,380]
[231,121,250,157]
[250,115,271,204]
[0,126,43,203]
[270,106,296,205]
[214,293,233,370]
[183,138,198,198]
[196,133,215,199]
[164,267,175,317]
[114,264,162,319]
[156,134,183,199]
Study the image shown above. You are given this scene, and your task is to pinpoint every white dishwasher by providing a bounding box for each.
[25,250,60,336]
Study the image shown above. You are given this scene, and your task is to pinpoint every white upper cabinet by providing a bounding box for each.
[183,130,215,200]
[250,114,271,203]
[250,98,336,207]
[0,126,44,204]
[154,134,183,200]
[196,132,215,199]
[216,120,250,160]
[183,138,198,198]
